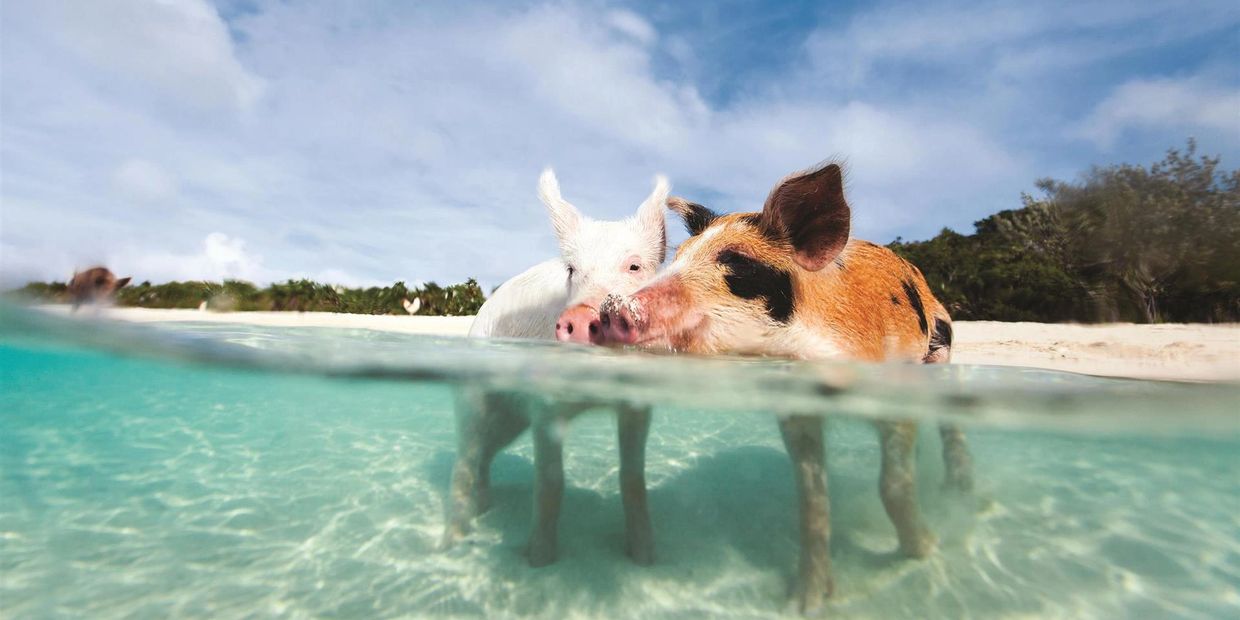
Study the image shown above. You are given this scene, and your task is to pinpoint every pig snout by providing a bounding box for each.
[597,294,641,345]
[555,303,601,344]
[597,279,704,349]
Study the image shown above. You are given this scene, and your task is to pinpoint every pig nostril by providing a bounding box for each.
[566,323,574,335]
[588,323,598,335]
[555,322,562,331]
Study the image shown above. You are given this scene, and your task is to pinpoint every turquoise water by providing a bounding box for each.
[1,307,1238,618]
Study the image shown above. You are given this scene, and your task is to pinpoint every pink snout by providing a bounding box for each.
[555,303,601,344]
[596,278,702,348]
[597,295,640,345]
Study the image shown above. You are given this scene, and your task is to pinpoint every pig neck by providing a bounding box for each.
[791,239,940,363]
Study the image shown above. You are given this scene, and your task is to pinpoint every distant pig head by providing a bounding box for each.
[595,163,850,355]
[68,266,132,309]
[542,169,669,343]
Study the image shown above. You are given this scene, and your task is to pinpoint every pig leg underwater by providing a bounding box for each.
[779,415,833,614]
[618,403,654,565]
[527,409,567,567]
[443,388,530,544]
[526,401,655,567]
[877,420,936,558]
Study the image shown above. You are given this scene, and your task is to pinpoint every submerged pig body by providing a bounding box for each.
[597,162,973,613]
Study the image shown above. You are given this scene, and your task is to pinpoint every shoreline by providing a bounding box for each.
[34,305,1240,382]
[35,304,476,336]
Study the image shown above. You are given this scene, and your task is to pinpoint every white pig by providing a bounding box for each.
[443,169,669,567]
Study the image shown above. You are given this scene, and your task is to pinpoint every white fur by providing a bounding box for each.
[469,259,571,339]
[538,169,582,248]
[469,169,670,339]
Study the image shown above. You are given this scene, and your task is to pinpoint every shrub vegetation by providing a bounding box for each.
[889,140,1239,323]
[7,278,486,316]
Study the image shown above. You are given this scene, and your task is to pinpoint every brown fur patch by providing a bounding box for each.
[67,267,129,306]
[793,241,945,362]
[671,214,949,363]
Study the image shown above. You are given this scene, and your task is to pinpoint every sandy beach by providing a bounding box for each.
[37,304,477,336]
[36,305,1240,382]
[949,320,1239,382]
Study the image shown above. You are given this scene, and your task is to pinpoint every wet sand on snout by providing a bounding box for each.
[36,305,1240,382]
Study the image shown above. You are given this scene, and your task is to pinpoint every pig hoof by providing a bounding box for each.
[624,536,655,566]
[439,523,469,551]
[899,529,938,559]
[526,537,558,568]
[791,574,834,615]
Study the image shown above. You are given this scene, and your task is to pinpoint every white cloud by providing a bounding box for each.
[112,159,178,204]
[24,0,264,112]
[202,233,261,280]
[1079,78,1240,147]
[117,232,267,283]
[496,5,706,151]
[606,9,657,46]
[1,0,1235,291]
[804,0,1237,87]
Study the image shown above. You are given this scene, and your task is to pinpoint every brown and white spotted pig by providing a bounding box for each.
[592,162,974,613]
[67,267,131,310]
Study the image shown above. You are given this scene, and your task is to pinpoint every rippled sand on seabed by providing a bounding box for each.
[1,307,1237,618]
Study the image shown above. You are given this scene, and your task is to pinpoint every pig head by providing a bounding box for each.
[541,169,670,343]
[595,162,944,364]
[67,267,131,310]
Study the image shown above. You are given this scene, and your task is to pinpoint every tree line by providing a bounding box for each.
[8,278,487,316]
[888,140,1239,323]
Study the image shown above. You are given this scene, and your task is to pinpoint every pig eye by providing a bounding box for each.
[566,265,576,278]
[629,264,641,272]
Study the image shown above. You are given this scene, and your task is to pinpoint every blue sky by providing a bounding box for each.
[2,0,1237,289]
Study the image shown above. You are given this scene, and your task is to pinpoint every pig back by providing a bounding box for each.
[795,240,949,363]
[468,259,572,340]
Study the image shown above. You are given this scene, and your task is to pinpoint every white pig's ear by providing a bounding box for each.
[538,168,582,244]
[635,174,669,258]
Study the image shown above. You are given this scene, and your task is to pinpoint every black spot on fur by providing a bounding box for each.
[890,294,901,306]
[833,255,846,270]
[718,249,794,323]
[330,366,451,383]
[943,393,978,409]
[814,382,843,396]
[928,317,952,352]
[678,202,721,236]
[902,279,928,334]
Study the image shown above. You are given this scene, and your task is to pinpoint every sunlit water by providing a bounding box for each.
[1,305,1238,619]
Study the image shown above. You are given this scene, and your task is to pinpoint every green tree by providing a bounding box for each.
[1033,139,1239,322]
[894,140,1238,323]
